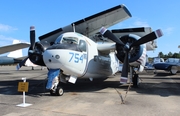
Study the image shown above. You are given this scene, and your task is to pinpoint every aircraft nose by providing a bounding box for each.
[47,54,60,62]
[43,49,61,69]
[43,50,60,61]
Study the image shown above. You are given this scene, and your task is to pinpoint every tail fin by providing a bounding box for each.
[7,40,23,58]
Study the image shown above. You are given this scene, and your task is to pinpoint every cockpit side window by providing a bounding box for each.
[55,35,63,44]
[78,40,86,52]
[62,37,78,44]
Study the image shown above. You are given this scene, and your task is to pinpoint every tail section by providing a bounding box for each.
[7,40,23,58]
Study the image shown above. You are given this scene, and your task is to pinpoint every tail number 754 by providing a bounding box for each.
[69,52,83,63]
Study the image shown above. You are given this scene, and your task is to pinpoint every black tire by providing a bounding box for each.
[56,86,64,96]
[50,90,56,96]
[133,74,139,88]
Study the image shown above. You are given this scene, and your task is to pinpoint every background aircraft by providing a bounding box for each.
[19,4,163,96]
[0,40,30,65]
[16,58,44,70]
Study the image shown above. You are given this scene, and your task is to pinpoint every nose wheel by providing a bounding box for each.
[50,86,64,96]
[56,86,64,96]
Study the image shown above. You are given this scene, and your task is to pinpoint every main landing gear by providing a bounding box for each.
[132,73,139,88]
[129,67,140,87]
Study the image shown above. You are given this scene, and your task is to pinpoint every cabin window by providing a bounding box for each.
[165,58,180,63]
[55,35,63,44]
[78,40,86,52]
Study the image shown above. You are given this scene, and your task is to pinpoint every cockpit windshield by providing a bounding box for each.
[62,37,78,44]
[54,35,78,44]
[51,33,87,52]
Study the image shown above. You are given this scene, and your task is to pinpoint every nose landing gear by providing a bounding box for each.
[50,85,64,96]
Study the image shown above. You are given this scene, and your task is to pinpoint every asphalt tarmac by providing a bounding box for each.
[0,66,180,116]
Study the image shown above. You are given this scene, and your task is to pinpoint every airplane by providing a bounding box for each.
[0,40,30,66]
[19,4,163,96]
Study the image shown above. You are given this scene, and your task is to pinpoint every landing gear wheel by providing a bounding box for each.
[56,86,64,96]
[170,66,177,75]
[133,74,139,88]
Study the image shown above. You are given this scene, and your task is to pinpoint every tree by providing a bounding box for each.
[168,52,173,57]
[172,53,180,58]
[158,52,164,58]
[155,51,180,59]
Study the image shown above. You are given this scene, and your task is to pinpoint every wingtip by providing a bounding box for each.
[121,4,132,17]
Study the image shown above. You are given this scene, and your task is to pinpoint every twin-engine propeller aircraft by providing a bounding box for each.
[19,4,163,96]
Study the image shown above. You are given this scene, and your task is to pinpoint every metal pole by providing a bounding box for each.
[22,78,26,105]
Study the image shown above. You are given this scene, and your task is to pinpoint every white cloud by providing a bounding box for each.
[0,35,19,46]
[163,27,174,35]
[133,20,150,27]
[0,23,18,32]
[0,35,29,45]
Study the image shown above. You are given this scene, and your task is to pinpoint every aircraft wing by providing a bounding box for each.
[0,43,30,55]
[39,4,132,43]
[14,56,28,60]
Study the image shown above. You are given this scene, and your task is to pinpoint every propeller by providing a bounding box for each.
[16,26,36,70]
[130,29,163,47]
[99,27,125,46]
[99,27,163,84]
[29,26,36,51]
[16,57,29,70]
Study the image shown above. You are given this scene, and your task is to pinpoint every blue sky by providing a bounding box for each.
[0,0,179,57]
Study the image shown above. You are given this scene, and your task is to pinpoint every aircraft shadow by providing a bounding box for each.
[134,82,180,97]
[0,76,180,97]
[0,77,127,97]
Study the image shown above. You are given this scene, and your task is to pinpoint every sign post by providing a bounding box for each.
[16,77,32,107]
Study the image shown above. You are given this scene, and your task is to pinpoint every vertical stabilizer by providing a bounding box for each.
[7,40,23,58]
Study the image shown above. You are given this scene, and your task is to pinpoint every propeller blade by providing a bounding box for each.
[120,52,129,84]
[99,27,125,46]
[131,29,163,47]
[30,26,36,50]
[16,57,29,70]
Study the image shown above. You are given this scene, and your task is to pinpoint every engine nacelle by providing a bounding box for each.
[28,41,50,66]
[116,34,146,68]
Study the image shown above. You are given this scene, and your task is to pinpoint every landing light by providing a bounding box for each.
[55,55,60,59]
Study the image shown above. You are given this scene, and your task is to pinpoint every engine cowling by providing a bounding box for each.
[28,41,50,66]
[116,34,145,67]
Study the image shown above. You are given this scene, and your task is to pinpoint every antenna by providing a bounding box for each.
[73,23,75,32]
